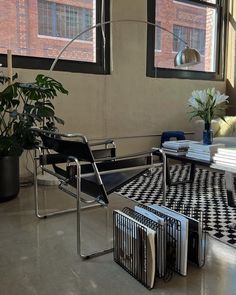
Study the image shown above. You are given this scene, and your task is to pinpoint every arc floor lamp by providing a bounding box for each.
[50,19,201,72]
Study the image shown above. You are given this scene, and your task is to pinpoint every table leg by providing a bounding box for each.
[160,151,167,206]
[166,158,172,185]
[189,163,196,183]
[224,172,236,207]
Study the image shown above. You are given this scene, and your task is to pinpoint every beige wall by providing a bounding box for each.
[2,0,225,158]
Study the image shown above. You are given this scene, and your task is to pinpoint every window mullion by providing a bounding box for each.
[52,2,57,37]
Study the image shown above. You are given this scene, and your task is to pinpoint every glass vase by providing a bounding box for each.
[203,122,213,145]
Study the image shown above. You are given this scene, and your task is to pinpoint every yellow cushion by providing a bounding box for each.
[215,116,236,137]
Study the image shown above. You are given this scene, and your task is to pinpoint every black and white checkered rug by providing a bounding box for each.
[116,164,236,248]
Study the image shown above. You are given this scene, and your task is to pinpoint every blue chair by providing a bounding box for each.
[160,131,185,147]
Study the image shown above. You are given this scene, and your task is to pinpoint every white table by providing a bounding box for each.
[211,163,236,207]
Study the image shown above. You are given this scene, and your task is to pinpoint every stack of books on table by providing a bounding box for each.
[162,140,197,156]
[186,142,225,162]
[212,147,236,172]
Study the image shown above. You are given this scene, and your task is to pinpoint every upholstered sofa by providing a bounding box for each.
[194,116,236,147]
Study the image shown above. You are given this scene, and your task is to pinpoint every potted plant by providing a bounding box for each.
[0,74,68,202]
[188,88,229,145]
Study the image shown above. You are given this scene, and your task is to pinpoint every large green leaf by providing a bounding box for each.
[0,74,67,156]
[37,107,55,118]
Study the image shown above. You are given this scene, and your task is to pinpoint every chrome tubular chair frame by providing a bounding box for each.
[32,128,160,259]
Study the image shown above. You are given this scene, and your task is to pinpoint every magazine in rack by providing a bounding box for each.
[134,206,166,277]
[164,206,206,267]
[149,204,189,276]
[113,209,157,289]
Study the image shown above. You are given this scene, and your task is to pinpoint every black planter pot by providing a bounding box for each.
[0,156,19,202]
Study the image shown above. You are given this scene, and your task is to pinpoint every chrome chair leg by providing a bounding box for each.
[74,158,113,259]
[33,149,77,219]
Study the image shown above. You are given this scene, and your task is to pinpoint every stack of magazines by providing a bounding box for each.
[212,147,236,171]
[186,142,224,161]
[113,204,206,289]
[211,147,236,207]
[161,140,197,156]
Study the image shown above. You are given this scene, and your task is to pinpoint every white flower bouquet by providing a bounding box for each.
[188,88,229,124]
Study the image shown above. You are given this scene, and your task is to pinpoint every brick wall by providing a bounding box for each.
[0,0,215,70]
[0,0,95,62]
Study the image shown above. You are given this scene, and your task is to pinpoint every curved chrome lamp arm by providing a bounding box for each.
[50,19,200,72]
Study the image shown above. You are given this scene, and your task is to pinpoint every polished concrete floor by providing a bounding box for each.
[0,185,236,295]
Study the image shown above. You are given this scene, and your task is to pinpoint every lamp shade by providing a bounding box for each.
[174,46,201,68]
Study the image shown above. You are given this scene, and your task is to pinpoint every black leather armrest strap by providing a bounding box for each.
[89,139,114,146]
[39,153,68,166]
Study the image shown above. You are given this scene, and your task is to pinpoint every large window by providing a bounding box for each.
[147,0,227,80]
[0,0,110,73]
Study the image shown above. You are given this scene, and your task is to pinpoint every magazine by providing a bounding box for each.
[134,206,166,277]
[162,206,205,267]
[149,204,189,276]
[114,210,156,288]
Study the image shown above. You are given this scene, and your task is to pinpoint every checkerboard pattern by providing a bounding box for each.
[116,164,236,247]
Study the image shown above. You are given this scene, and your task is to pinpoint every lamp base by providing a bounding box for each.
[37,172,59,186]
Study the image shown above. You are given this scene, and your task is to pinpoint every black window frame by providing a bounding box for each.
[0,0,110,74]
[146,0,228,80]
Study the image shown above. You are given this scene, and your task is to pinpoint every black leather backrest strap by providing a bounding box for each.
[40,134,94,163]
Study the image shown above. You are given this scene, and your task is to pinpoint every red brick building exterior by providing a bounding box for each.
[0,0,214,71]
[0,0,95,62]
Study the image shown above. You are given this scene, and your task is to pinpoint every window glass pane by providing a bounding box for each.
[0,0,96,62]
[155,22,162,51]
[155,0,217,72]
